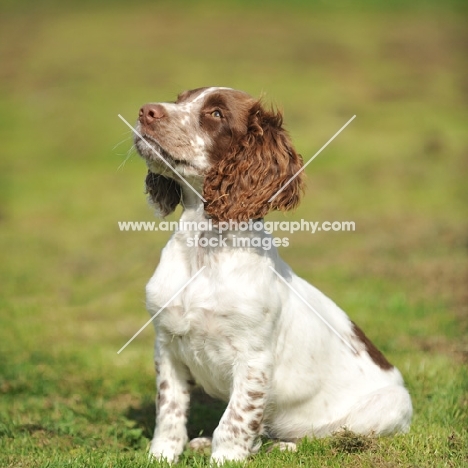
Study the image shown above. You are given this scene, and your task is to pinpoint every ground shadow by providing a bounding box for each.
[126,387,227,440]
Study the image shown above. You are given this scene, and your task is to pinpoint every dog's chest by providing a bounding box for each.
[145,236,281,395]
[156,300,244,399]
[146,260,278,398]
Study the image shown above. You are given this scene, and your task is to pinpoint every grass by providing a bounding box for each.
[0,0,467,466]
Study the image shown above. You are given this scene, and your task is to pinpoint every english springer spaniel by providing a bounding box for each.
[133,87,412,464]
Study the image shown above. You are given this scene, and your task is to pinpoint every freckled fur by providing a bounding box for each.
[132,87,413,465]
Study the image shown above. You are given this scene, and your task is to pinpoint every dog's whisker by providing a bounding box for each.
[113,131,133,151]
[118,87,412,464]
[117,144,137,171]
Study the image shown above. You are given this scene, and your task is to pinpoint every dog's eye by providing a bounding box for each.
[211,110,223,118]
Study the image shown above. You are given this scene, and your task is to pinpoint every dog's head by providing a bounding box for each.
[134,87,304,222]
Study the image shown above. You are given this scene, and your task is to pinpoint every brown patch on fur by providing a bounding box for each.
[243,403,257,412]
[352,322,394,370]
[203,100,304,222]
[168,401,179,411]
[159,380,169,390]
[249,419,261,432]
[176,87,210,103]
[157,392,167,407]
[231,409,244,422]
[247,390,264,400]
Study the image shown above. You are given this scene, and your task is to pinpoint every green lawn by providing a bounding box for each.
[0,1,467,467]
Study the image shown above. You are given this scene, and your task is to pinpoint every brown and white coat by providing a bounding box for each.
[133,87,412,464]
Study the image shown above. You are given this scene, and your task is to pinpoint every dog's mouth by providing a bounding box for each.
[135,133,196,170]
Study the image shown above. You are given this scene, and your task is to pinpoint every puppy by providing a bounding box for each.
[132,87,412,464]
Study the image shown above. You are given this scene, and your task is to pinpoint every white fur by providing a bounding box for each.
[135,88,412,464]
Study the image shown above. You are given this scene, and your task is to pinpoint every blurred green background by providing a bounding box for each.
[1,1,467,467]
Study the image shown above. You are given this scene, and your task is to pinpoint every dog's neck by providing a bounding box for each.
[179,182,205,220]
[178,183,266,238]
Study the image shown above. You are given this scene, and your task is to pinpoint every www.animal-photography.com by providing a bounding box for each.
[1,1,466,467]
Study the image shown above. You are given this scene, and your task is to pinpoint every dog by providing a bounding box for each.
[132,87,412,464]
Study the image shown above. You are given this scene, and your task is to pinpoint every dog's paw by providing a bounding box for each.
[267,440,298,453]
[210,447,249,465]
[188,436,212,453]
[149,437,184,464]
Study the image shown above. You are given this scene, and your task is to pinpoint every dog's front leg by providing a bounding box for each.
[149,337,192,464]
[211,358,270,464]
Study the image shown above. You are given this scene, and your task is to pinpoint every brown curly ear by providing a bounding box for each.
[145,171,181,217]
[203,102,304,222]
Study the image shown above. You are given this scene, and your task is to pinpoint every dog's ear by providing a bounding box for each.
[145,171,181,217]
[203,101,304,222]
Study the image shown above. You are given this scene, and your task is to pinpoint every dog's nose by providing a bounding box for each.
[139,104,166,125]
